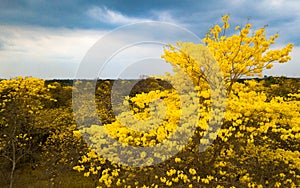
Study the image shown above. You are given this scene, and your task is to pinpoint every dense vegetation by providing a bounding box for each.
[0,76,299,187]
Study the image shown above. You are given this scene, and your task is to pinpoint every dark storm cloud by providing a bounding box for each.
[0,0,101,28]
[0,0,299,45]
[0,0,231,29]
[94,0,299,44]
[0,0,298,43]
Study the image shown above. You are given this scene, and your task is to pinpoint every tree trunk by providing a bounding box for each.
[9,140,16,188]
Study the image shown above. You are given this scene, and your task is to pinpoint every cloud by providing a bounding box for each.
[269,0,284,7]
[87,6,151,25]
[0,0,298,45]
[70,22,201,79]
[149,0,300,46]
[0,40,6,50]
[148,10,191,29]
[0,25,106,79]
[0,22,196,79]
[263,46,300,78]
[99,44,173,79]
[0,0,108,29]
[225,0,300,44]
[86,6,190,34]
[0,22,299,79]
[153,10,176,23]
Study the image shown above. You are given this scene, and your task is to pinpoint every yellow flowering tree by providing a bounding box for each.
[0,77,54,188]
[73,15,299,187]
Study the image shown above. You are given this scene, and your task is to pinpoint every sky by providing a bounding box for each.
[0,0,299,79]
